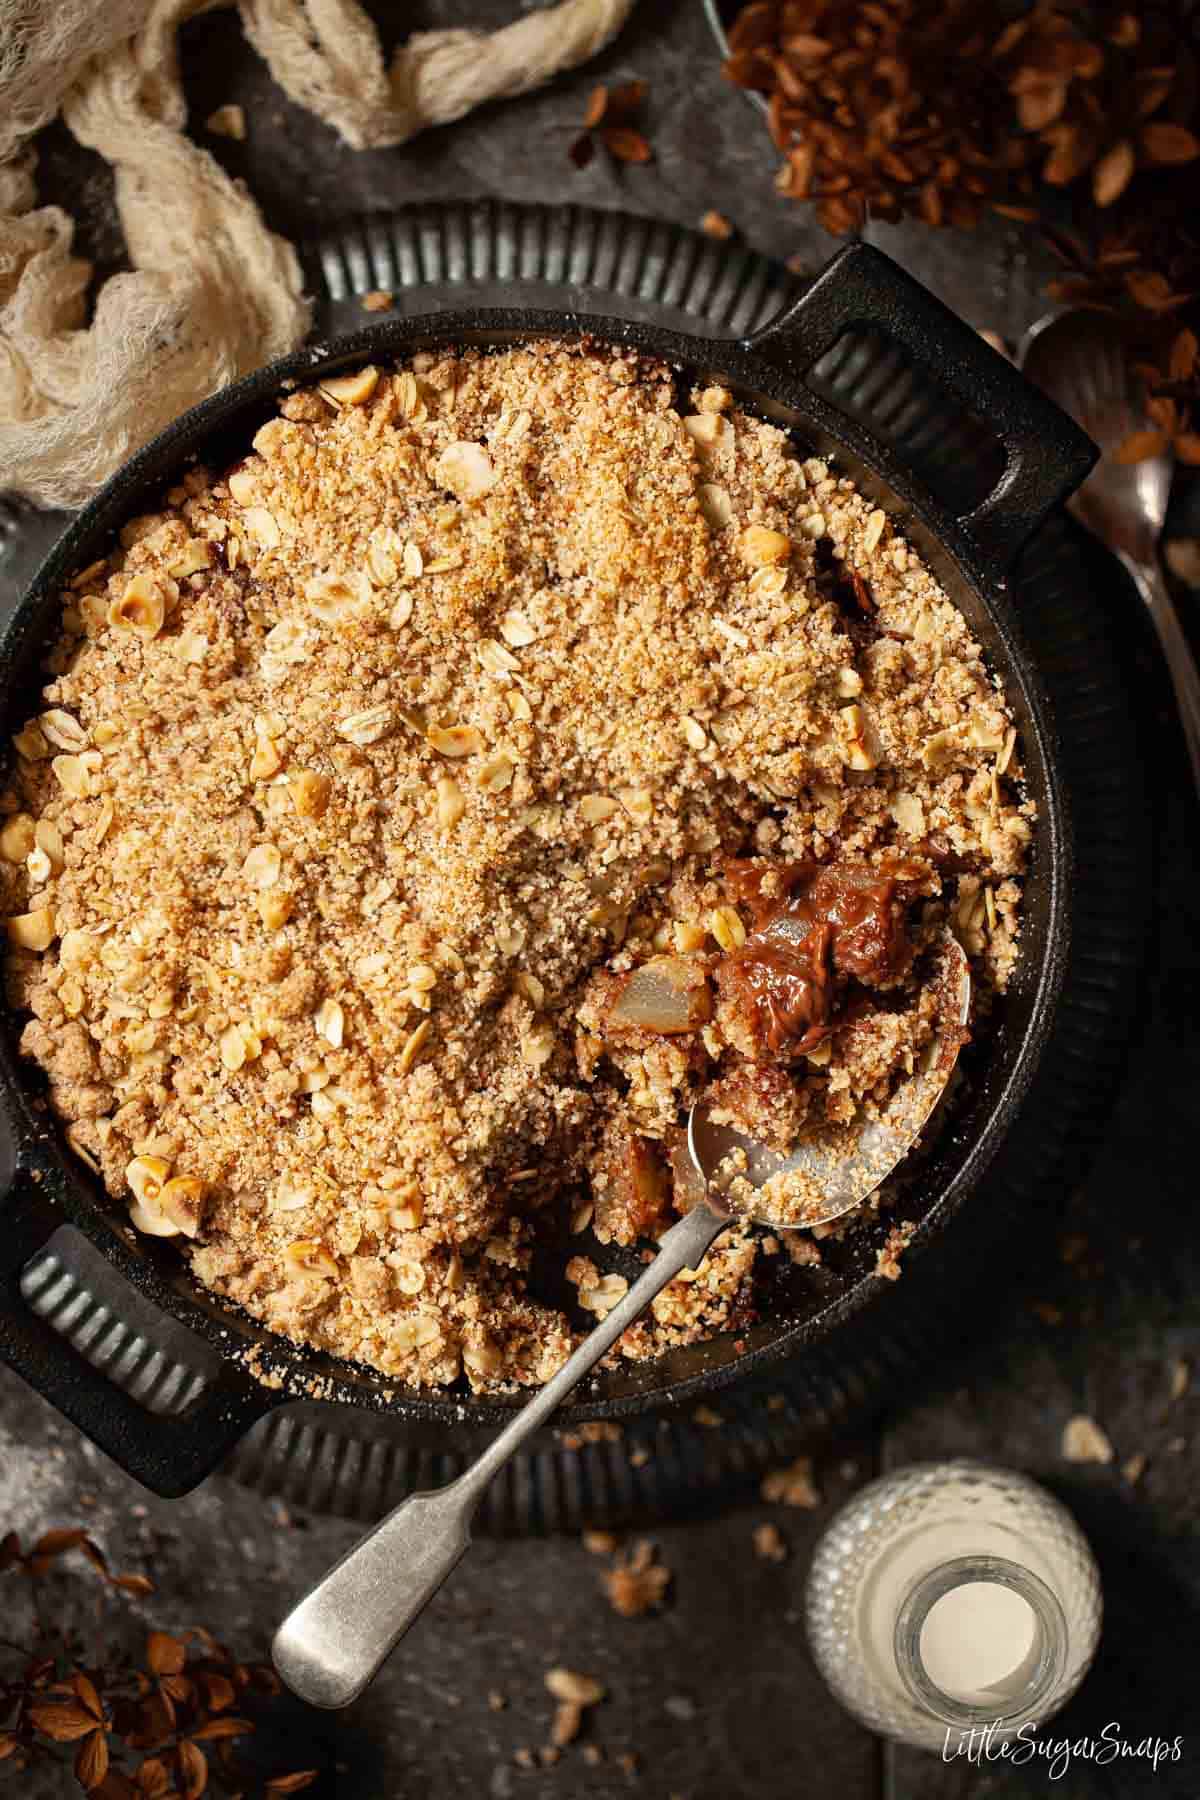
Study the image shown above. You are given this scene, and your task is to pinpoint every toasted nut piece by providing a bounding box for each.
[320,365,380,407]
[109,573,166,640]
[800,512,826,538]
[242,843,281,889]
[578,1273,629,1317]
[477,638,519,678]
[521,1020,556,1067]
[617,787,653,824]
[698,483,732,528]
[835,667,863,698]
[477,752,515,794]
[863,508,887,553]
[435,777,465,829]
[739,524,791,567]
[258,890,293,930]
[167,538,213,579]
[6,907,55,951]
[889,791,925,837]
[206,102,245,139]
[158,1175,205,1238]
[435,441,496,500]
[398,1018,432,1074]
[127,1155,170,1208]
[709,904,746,951]
[496,918,527,956]
[681,715,707,750]
[290,770,331,818]
[0,814,36,862]
[514,971,545,1009]
[500,610,537,647]
[228,466,258,505]
[305,569,371,620]
[337,705,394,747]
[805,1037,833,1067]
[315,997,345,1047]
[683,413,730,453]
[364,526,403,587]
[428,725,483,759]
[52,754,96,799]
[39,710,88,752]
[544,1667,607,1706]
[839,703,879,771]
[220,1024,248,1071]
[12,722,50,761]
[284,1239,339,1278]
[26,846,52,884]
[580,794,617,824]
[249,727,281,780]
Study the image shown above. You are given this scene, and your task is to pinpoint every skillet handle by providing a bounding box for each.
[745,242,1097,574]
[0,1164,283,1497]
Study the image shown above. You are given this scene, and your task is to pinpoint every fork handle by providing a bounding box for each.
[1120,550,1200,797]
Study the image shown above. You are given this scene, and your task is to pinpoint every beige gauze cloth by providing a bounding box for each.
[0,0,636,509]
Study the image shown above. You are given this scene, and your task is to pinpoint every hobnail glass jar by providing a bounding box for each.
[805,1459,1103,1753]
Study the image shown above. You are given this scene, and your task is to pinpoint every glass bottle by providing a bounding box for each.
[805,1459,1102,1753]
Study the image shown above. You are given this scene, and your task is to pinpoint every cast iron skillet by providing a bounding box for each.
[0,244,1094,1494]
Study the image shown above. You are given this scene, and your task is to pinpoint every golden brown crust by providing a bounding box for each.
[1,342,1028,1389]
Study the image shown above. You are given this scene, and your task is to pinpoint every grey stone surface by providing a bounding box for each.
[4,3,1200,1795]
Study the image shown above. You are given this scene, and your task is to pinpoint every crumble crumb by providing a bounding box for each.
[602,1540,671,1616]
[752,1521,788,1562]
[760,1455,820,1508]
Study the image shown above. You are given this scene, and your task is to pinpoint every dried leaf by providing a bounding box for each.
[1092,138,1135,207]
[27,1699,102,1741]
[137,1757,172,1797]
[568,132,595,169]
[96,1776,140,1800]
[0,1732,18,1760]
[200,1673,236,1712]
[115,1573,156,1597]
[582,83,607,129]
[601,126,652,164]
[1114,428,1169,463]
[177,1738,208,1799]
[191,1716,253,1742]
[76,1729,110,1791]
[146,1631,186,1677]
[1125,270,1187,312]
[1175,434,1200,465]
[1140,123,1200,165]
[266,1773,320,1794]
[1169,329,1198,381]
[32,1526,90,1555]
[72,1673,106,1721]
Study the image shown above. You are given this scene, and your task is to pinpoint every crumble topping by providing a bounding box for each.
[1,341,1029,1390]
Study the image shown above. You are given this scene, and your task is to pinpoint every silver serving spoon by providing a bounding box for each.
[273,940,970,1709]
[1020,309,1200,793]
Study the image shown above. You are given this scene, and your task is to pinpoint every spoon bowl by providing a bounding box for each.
[687,934,972,1229]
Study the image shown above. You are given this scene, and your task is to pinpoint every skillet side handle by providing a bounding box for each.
[0,1165,283,1497]
[746,242,1097,574]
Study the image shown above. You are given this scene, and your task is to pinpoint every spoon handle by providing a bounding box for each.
[272,1201,728,1709]
[1121,550,1200,796]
